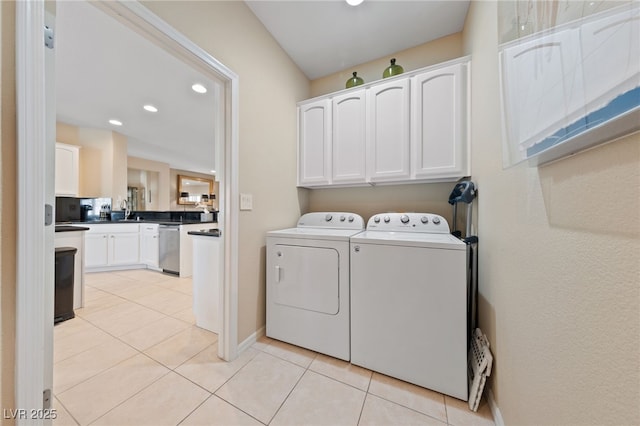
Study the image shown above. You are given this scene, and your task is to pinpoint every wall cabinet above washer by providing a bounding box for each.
[297,57,470,188]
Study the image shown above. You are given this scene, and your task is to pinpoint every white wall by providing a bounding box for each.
[462,1,640,424]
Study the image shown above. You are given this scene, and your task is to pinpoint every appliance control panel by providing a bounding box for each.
[297,212,365,230]
[367,213,450,233]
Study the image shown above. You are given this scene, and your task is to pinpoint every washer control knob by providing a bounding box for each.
[383,216,391,223]
[432,217,441,225]
[340,215,346,222]
[400,214,410,224]
[325,214,333,222]
[348,216,354,222]
[374,216,380,223]
[421,216,429,224]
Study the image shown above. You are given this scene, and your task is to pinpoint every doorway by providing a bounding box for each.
[15,0,239,414]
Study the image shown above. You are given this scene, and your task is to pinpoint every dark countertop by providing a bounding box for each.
[188,229,222,237]
[55,225,90,232]
[61,220,217,226]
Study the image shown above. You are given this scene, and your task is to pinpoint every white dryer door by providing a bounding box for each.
[272,244,339,315]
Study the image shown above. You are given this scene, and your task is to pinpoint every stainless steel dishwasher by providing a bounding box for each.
[159,224,180,275]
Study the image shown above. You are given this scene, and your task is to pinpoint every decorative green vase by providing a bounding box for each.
[346,71,364,89]
[383,58,404,78]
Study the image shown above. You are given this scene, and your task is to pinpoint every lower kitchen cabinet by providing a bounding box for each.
[84,224,140,270]
[140,224,160,269]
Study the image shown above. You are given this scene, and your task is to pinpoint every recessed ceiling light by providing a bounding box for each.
[143,104,158,112]
[346,0,363,6]
[109,119,123,126]
[192,83,207,94]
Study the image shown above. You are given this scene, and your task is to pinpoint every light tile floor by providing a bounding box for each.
[54,269,495,426]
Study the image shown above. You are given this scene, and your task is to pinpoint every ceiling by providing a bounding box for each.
[246,1,470,80]
[55,1,469,174]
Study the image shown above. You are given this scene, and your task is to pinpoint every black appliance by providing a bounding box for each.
[55,197,81,223]
[54,247,77,323]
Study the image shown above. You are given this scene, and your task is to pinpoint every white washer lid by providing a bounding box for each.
[350,230,466,250]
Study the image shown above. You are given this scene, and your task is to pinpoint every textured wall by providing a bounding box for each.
[0,0,16,421]
[462,1,640,424]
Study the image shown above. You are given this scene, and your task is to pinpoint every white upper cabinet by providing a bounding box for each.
[501,28,584,153]
[366,78,411,183]
[580,6,640,111]
[298,99,331,186]
[297,56,471,188]
[55,143,80,196]
[332,89,367,184]
[411,62,469,180]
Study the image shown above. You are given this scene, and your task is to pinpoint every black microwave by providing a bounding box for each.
[55,197,81,223]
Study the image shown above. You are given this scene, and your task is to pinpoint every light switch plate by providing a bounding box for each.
[240,193,253,211]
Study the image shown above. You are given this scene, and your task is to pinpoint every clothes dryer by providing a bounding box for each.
[266,212,364,361]
[350,212,468,400]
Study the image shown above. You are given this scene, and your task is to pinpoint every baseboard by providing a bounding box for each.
[237,326,265,354]
[488,388,504,426]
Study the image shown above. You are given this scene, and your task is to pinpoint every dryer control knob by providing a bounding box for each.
[374,216,380,223]
[348,216,354,222]
[384,216,391,223]
[325,214,333,222]
[421,216,429,224]
[432,217,441,225]
[400,214,410,224]
[340,215,346,222]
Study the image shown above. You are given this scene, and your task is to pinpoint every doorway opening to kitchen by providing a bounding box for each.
[15,0,240,411]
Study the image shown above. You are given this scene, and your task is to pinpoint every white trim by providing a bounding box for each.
[15,0,50,418]
[237,326,265,355]
[90,1,240,361]
[488,388,505,426]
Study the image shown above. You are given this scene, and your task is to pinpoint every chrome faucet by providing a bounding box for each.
[120,199,131,220]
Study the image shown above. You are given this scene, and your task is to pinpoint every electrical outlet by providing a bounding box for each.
[240,193,253,211]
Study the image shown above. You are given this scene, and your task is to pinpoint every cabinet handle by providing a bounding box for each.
[274,266,281,283]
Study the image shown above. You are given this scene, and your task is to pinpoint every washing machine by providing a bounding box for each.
[350,212,468,400]
[266,212,364,361]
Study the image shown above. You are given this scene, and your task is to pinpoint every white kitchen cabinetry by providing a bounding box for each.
[140,224,160,269]
[297,56,470,188]
[55,142,80,196]
[298,99,331,186]
[85,224,140,270]
[367,78,411,183]
[332,89,367,185]
[411,62,469,180]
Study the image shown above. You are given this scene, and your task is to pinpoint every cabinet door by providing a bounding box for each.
[109,233,140,265]
[580,6,640,112]
[332,90,367,184]
[55,143,79,196]
[85,233,108,268]
[141,227,159,268]
[367,78,411,182]
[412,63,468,180]
[298,99,331,186]
[500,28,584,153]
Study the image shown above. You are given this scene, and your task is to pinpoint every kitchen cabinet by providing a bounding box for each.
[332,89,367,185]
[366,78,411,183]
[297,56,470,188]
[298,99,331,186]
[411,62,469,180]
[55,142,80,196]
[140,224,160,269]
[84,224,140,270]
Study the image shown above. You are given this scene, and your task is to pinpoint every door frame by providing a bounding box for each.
[15,0,240,414]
